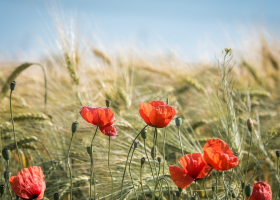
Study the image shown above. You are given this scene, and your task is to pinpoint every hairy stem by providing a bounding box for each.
[90,126,98,200]
[108,137,114,200]
[66,134,75,200]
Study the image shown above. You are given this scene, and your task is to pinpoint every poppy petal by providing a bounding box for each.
[9,166,46,200]
[100,126,118,138]
[249,181,272,200]
[80,106,115,127]
[203,139,239,171]
[169,165,194,189]
[149,105,178,128]
[139,102,153,125]
[149,100,166,107]
[179,153,212,180]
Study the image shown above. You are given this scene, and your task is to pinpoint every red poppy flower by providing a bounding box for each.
[247,182,272,200]
[203,138,238,171]
[80,106,115,127]
[139,100,178,128]
[169,153,212,189]
[9,166,46,200]
[100,125,118,138]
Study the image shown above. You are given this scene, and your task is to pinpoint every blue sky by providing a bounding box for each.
[0,0,280,61]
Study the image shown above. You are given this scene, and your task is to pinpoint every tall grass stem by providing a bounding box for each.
[108,137,114,200]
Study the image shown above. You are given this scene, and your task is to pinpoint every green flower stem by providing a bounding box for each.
[5,161,12,200]
[245,130,253,181]
[162,127,167,175]
[10,90,22,168]
[144,140,156,181]
[216,171,219,200]
[129,148,138,200]
[177,126,184,157]
[120,124,148,199]
[66,133,75,200]
[152,161,161,200]
[108,137,114,200]
[203,168,213,200]
[90,126,98,200]
[276,157,280,200]
[222,172,229,200]
[194,180,197,198]
[140,164,147,200]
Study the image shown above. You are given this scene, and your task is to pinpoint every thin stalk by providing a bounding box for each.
[10,90,22,167]
[140,164,147,200]
[163,127,167,175]
[276,157,280,200]
[108,137,114,200]
[129,148,138,200]
[120,124,148,199]
[144,140,156,181]
[5,161,12,200]
[216,172,219,200]
[66,134,75,200]
[90,126,98,200]
[245,130,253,181]
[222,172,229,200]
[177,126,184,156]
[203,168,213,200]
[152,160,161,199]
[194,180,197,198]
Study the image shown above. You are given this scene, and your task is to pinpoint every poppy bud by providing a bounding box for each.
[141,129,147,140]
[2,148,11,161]
[0,185,4,196]
[134,141,139,149]
[4,170,11,180]
[166,98,169,105]
[175,117,182,127]
[178,187,183,193]
[106,100,111,108]
[241,181,245,189]
[71,121,79,134]
[247,118,253,132]
[54,193,59,200]
[157,157,162,163]
[212,185,216,192]
[87,146,92,155]
[10,81,16,91]
[151,146,157,160]
[141,157,145,166]
[245,185,253,197]
[231,191,236,198]
[276,150,280,158]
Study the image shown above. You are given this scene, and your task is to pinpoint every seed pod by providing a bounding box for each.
[141,157,145,166]
[175,117,182,127]
[212,185,216,192]
[157,157,162,163]
[2,148,11,161]
[151,146,157,160]
[241,181,245,189]
[276,150,280,158]
[4,171,11,180]
[71,121,79,134]
[247,118,253,132]
[106,100,111,108]
[10,81,16,91]
[54,193,59,200]
[86,146,92,155]
[245,185,253,197]
[231,191,236,198]
[134,141,139,149]
[0,185,5,196]
[141,129,147,140]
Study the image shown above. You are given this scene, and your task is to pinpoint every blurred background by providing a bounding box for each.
[1,0,280,62]
[1,1,280,199]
